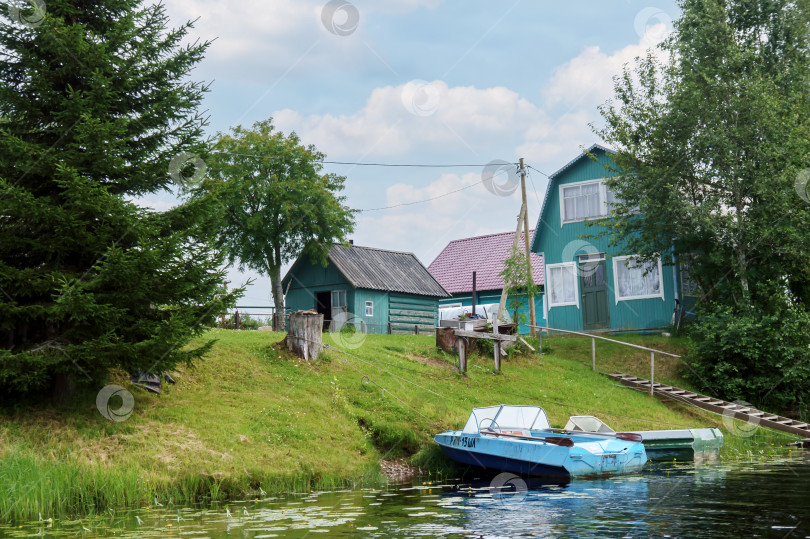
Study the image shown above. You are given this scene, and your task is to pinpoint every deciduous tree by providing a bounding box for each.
[593,0,810,411]
[205,120,356,328]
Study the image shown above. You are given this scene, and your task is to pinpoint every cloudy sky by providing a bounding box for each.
[153,0,679,309]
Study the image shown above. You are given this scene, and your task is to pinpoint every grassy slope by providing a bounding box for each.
[0,330,794,522]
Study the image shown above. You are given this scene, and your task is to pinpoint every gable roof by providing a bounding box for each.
[532,144,615,252]
[285,244,450,297]
[428,230,545,294]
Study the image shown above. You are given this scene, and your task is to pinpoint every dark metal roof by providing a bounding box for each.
[328,244,450,297]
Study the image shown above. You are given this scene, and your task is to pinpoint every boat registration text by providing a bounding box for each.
[450,436,477,448]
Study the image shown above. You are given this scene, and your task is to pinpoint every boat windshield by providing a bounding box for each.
[462,405,550,434]
[564,415,615,434]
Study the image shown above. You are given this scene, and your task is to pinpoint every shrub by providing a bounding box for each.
[687,302,810,415]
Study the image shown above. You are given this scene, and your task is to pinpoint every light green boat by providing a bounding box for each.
[563,416,723,462]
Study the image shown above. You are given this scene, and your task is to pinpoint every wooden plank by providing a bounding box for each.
[388,311,436,320]
[608,373,810,438]
[390,316,436,327]
[388,294,438,306]
[453,330,517,342]
[390,305,435,313]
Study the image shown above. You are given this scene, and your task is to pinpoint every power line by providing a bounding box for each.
[526,167,545,209]
[526,165,550,178]
[211,151,513,169]
[325,161,512,168]
[358,178,489,212]
[210,150,534,212]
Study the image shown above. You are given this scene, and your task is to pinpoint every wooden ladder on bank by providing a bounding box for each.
[609,373,810,438]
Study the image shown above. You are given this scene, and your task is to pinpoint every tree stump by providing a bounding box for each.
[286,311,323,361]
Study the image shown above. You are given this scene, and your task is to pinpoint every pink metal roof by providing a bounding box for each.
[428,230,544,294]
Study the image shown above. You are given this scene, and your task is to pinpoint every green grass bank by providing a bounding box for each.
[0,330,795,522]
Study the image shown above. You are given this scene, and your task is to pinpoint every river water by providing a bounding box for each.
[2,457,810,538]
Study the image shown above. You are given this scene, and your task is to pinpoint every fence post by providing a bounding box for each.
[592,337,596,371]
[388,323,392,334]
[361,320,365,334]
[650,351,655,397]
[458,338,467,373]
[538,330,542,355]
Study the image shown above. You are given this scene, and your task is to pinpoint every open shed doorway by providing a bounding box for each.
[315,291,331,330]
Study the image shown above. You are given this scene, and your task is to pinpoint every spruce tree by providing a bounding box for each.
[0,0,237,398]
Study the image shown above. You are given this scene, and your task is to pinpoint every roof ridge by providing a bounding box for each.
[333,242,418,259]
[446,228,537,245]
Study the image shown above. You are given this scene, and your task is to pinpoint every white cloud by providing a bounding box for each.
[271,25,672,163]
[544,23,671,110]
[165,0,444,81]
[274,81,552,158]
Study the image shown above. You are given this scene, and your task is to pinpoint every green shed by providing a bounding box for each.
[282,243,449,334]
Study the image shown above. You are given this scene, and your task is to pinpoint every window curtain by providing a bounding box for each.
[616,258,661,298]
[550,265,576,305]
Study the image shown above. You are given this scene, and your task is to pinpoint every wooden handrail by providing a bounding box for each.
[527,325,681,358]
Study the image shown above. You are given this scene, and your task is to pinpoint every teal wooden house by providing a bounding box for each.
[282,243,449,334]
[531,145,695,332]
[428,230,546,334]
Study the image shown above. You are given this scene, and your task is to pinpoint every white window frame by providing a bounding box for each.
[559,178,612,225]
[364,300,374,317]
[546,262,580,308]
[612,255,665,303]
[441,302,463,308]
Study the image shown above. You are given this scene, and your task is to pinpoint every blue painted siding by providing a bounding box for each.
[438,289,546,334]
[352,288,390,334]
[532,148,678,332]
[285,258,351,313]
[389,293,438,333]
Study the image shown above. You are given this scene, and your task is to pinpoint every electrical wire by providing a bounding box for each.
[526,167,545,209]
[526,165,550,178]
[211,151,513,169]
[210,150,521,213]
[358,178,489,212]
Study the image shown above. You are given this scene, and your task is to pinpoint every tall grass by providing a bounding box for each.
[0,448,378,522]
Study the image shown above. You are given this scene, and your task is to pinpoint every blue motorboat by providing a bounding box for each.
[434,405,648,478]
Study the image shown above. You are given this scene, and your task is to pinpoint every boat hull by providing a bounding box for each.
[438,445,569,477]
[434,431,647,479]
[631,427,724,462]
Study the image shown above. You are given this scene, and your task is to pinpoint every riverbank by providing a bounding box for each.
[0,330,795,522]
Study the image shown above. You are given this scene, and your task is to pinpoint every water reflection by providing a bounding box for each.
[1,458,809,538]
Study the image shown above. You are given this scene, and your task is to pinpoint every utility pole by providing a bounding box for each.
[519,158,537,337]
